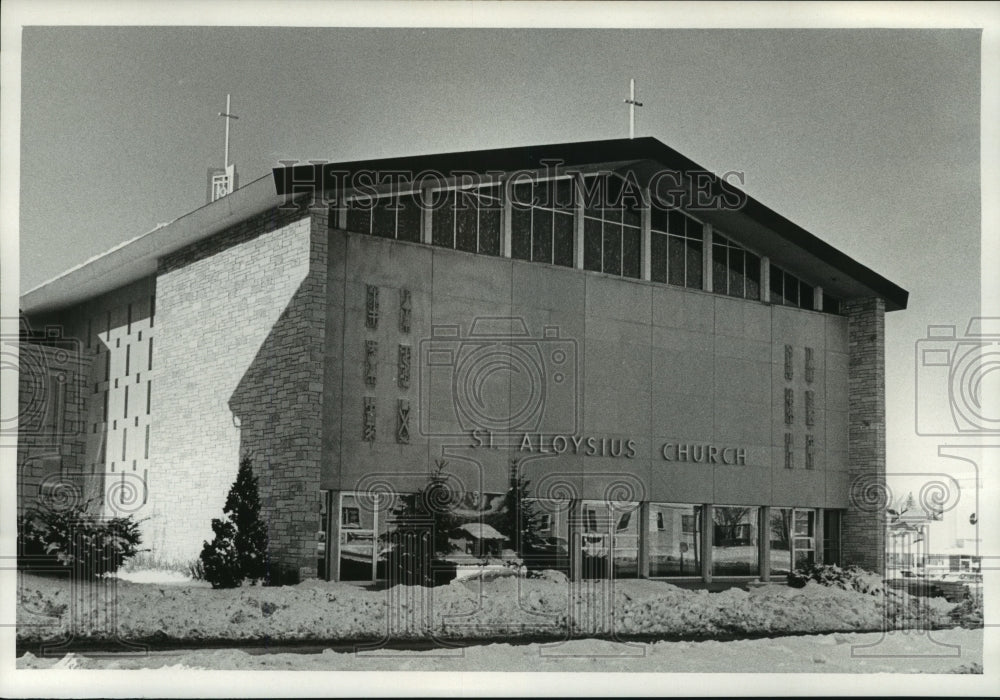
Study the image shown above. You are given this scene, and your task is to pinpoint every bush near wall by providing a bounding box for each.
[788,563,886,595]
[17,502,145,577]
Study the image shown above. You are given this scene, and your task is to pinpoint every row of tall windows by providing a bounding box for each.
[339,177,840,313]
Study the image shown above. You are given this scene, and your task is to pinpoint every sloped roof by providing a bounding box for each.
[21,137,908,315]
[274,136,908,311]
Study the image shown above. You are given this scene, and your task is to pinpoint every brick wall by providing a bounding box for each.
[841,297,887,574]
[20,279,157,527]
[152,204,325,576]
[17,331,93,515]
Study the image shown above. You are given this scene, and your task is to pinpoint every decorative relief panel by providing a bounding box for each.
[784,432,794,469]
[366,284,379,329]
[363,397,376,444]
[399,288,412,333]
[804,346,816,384]
[784,345,794,381]
[365,340,378,387]
[805,390,815,427]
[806,435,815,470]
[398,344,411,389]
[784,388,794,425]
[396,398,410,444]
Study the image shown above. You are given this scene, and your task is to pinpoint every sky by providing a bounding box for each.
[9,21,995,529]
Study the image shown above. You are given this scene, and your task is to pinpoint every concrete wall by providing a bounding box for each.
[324,229,850,513]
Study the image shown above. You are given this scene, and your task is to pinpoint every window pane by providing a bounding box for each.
[511,207,532,260]
[668,209,686,237]
[532,207,553,263]
[668,235,686,286]
[745,252,761,300]
[603,177,624,223]
[712,506,759,576]
[552,178,573,210]
[768,508,793,576]
[823,510,841,566]
[535,179,555,209]
[478,206,501,255]
[794,510,814,537]
[523,498,571,574]
[622,202,641,229]
[769,263,783,304]
[396,193,422,242]
[622,226,641,279]
[584,217,602,272]
[511,181,533,211]
[455,204,477,253]
[552,211,575,268]
[345,201,370,235]
[651,232,668,283]
[685,214,702,240]
[648,503,702,577]
[431,191,455,247]
[612,503,641,579]
[650,207,669,235]
[371,198,396,238]
[727,248,745,298]
[602,221,622,275]
[799,282,814,311]
[785,272,799,307]
[712,243,728,294]
[686,238,703,289]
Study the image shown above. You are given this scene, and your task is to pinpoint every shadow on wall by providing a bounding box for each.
[228,253,326,585]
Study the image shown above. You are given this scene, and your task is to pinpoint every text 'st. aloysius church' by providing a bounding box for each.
[17,137,907,585]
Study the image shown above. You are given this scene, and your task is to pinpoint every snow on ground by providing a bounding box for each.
[111,569,211,586]
[17,569,961,648]
[16,628,984,673]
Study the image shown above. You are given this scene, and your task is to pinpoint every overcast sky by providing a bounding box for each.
[13,24,990,494]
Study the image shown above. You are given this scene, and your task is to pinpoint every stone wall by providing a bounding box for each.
[841,297,887,574]
[152,204,325,576]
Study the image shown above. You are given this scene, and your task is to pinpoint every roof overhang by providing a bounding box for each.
[22,136,908,316]
[21,175,305,316]
[274,137,908,311]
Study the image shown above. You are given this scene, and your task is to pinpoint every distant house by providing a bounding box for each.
[454,523,506,558]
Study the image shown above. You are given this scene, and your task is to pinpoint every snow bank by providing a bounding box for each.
[16,572,958,646]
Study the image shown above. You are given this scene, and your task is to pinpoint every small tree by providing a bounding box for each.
[492,458,546,556]
[200,455,269,588]
[385,460,459,586]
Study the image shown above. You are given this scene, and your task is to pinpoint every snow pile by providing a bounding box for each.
[16,571,959,646]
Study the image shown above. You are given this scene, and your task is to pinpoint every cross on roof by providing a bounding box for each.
[623,78,643,140]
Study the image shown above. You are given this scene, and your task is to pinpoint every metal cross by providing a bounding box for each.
[218,93,239,168]
[623,78,643,139]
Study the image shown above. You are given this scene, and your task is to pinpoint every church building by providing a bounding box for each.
[17,136,907,584]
